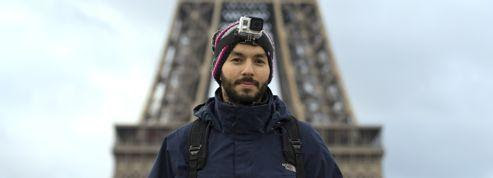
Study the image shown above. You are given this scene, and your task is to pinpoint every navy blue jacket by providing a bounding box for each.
[149,89,342,178]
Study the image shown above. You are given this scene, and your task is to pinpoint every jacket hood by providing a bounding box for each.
[193,87,292,134]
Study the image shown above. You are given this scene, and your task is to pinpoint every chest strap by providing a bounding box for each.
[187,119,211,178]
[281,117,306,178]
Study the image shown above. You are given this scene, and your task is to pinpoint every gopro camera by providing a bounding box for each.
[237,16,264,40]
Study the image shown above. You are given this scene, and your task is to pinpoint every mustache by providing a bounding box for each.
[234,77,259,87]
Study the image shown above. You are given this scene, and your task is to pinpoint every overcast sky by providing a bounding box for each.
[1,0,492,178]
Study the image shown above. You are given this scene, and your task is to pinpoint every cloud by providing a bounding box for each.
[322,0,493,178]
[0,0,171,177]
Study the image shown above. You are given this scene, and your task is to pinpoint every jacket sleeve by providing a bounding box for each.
[300,122,343,178]
[148,137,174,178]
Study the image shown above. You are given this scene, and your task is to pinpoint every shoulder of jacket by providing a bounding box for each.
[163,122,194,147]
[293,120,327,150]
[293,120,318,136]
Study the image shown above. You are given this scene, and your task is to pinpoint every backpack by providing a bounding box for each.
[187,116,305,178]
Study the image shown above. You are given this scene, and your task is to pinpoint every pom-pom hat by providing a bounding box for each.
[210,19,275,84]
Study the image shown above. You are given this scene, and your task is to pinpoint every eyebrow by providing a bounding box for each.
[230,51,267,59]
[254,54,267,59]
[230,52,245,58]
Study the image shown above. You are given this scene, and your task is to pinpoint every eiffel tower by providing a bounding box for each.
[113,0,384,177]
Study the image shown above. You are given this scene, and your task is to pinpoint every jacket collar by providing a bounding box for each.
[193,87,292,134]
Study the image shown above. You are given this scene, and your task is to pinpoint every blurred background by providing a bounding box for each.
[1,0,492,178]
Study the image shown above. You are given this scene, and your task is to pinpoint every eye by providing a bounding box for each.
[255,58,266,65]
[231,58,241,63]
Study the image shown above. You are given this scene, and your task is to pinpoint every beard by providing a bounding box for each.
[221,74,268,105]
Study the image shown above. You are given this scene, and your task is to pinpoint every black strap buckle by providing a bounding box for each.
[289,139,301,151]
[189,145,202,156]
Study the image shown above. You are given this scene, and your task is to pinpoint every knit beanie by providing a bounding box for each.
[210,19,275,84]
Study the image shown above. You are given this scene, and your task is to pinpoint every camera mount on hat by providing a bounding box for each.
[237,16,264,42]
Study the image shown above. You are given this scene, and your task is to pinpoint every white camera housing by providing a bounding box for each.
[237,16,263,40]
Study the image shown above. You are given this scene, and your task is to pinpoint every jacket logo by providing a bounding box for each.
[281,162,296,173]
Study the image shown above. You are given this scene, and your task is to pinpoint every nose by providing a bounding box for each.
[240,60,254,76]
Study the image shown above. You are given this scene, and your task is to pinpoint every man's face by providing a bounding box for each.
[220,43,270,105]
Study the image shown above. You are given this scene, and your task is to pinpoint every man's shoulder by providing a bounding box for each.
[294,120,320,137]
[163,122,194,148]
[292,120,329,152]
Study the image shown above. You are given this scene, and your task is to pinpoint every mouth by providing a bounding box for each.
[240,81,256,85]
[238,82,256,89]
[235,79,259,88]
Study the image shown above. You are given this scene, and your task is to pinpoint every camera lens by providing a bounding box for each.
[249,17,263,31]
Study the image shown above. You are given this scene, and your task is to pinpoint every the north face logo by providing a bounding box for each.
[281,162,297,173]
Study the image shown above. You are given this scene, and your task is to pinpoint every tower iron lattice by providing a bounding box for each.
[113,0,384,177]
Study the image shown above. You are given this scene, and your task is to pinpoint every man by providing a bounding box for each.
[149,17,342,178]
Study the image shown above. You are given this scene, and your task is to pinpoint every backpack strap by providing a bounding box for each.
[281,116,306,178]
[187,119,211,178]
